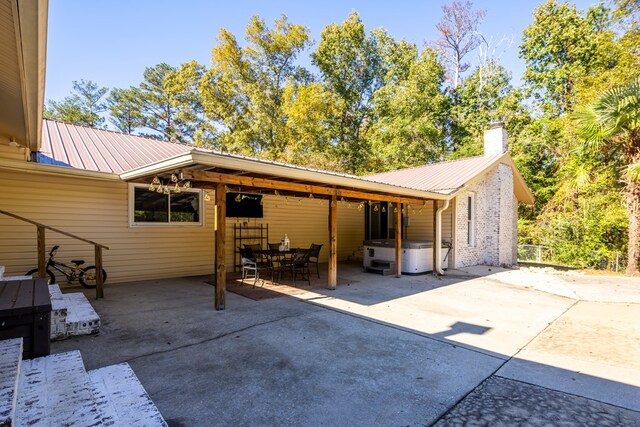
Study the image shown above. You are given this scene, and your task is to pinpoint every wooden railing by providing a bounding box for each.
[0,209,109,299]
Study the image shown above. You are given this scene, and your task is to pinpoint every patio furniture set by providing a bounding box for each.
[239,243,322,287]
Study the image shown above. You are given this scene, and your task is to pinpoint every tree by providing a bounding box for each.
[198,15,311,157]
[165,61,218,147]
[312,11,417,173]
[367,48,449,171]
[45,79,107,127]
[106,87,144,134]
[449,61,529,157]
[136,63,189,142]
[520,1,617,116]
[434,1,486,88]
[574,77,640,274]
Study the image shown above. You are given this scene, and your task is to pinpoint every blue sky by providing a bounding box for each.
[45,0,596,102]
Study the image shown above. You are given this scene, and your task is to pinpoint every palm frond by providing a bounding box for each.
[625,162,640,183]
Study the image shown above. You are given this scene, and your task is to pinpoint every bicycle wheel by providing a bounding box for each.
[79,266,107,289]
[25,268,56,284]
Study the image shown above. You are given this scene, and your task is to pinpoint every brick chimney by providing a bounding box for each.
[483,121,508,156]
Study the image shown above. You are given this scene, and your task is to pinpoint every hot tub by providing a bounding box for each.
[363,239,449,274]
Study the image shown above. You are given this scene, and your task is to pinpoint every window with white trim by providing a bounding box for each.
[130,184,203,226]
[467,193,475,247]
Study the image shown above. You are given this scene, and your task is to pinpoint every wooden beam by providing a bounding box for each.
[328,193,338,290]
[214,183,226,310]
[183,169,431,205]
[395,203,402,278]
[95,246,104,299]
[37,226,46,279]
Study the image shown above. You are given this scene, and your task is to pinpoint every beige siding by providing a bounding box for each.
[0,169,215,283]
[405,201,453,243]
[225,196,364,269]
[0,142,27,161]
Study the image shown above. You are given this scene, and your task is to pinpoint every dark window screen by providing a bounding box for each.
[134,187,168,222]
[170,192,200,222]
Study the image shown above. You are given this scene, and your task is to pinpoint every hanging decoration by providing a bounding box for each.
[148,174,192,196]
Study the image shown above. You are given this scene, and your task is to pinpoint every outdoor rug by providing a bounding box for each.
[205,275,359,301]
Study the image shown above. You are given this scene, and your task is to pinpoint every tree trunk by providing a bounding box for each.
[625,178,640,275]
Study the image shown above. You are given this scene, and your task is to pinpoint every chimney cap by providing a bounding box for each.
[489,120,505,130]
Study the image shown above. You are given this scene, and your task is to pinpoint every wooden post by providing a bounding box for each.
[215,183,226,310]
[395,202,402,278]
[95,246,104,299]
[37,226,46,279]
[328,194,338,290]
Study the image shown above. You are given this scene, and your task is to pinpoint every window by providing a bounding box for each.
[467,194,475,246]
[130,184,202,226]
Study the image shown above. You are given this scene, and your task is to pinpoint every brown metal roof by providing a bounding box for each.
[364,155,504,194]
[39,120,191,173]
[38,120,533,204]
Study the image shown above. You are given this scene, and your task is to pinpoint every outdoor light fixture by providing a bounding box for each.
[148,175,192,195]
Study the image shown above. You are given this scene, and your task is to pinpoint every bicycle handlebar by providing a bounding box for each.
[49,245,59,256]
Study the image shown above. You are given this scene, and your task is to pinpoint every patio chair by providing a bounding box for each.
[308,243,323,278]
[268,242,283,268]
[278,249,311,287]
[239,247,273,287]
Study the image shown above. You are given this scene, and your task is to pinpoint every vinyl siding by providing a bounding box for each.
[0,142,27,160]
[224,196,364,268]
[0,169,215,283]
[405,201,453,243]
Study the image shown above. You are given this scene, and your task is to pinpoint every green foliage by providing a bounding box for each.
[449,62,529,158]
[196,15,311,156]
[535,159,627,268]
[106,87,144,134]
[520,0,617,116]
[312,11,424,173]
[45,79,107,127]
[367,48,449,171]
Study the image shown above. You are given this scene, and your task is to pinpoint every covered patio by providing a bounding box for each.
[121,149,453,310]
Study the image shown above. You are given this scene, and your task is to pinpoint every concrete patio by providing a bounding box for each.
[52,263,640,426]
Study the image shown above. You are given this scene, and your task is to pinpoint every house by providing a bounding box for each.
[0,0,533,310]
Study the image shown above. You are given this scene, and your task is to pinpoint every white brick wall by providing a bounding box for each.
[454,163,517,268]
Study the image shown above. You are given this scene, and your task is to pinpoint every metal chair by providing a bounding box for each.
[278,249,311,286]
[239,247,273,287]
[308,243,323,278]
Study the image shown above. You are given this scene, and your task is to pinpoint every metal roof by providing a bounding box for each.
[38,120,533,204]
[39,120,191,173]
[365,155,503,194]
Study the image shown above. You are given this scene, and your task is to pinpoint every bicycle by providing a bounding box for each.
[26,245,107,289]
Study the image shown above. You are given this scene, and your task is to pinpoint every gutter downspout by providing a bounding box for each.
[435,199,450,275]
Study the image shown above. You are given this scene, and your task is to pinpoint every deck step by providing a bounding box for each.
[0,338,22,427]
[89,363,167,427]
[48,285,101,340]
[64,293,101,336]
[366,259,395,276]
[48,285,68,340]
[15,350,102,426]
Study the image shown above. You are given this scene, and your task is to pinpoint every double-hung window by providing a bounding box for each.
[467,193,475,247]
[130,184,203,226]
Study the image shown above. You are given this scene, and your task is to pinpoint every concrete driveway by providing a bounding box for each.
[54,264,640,426]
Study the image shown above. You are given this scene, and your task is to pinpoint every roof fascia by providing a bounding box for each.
[450,153,535,204]
[0,158,120,181]
[120,150,452,201]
